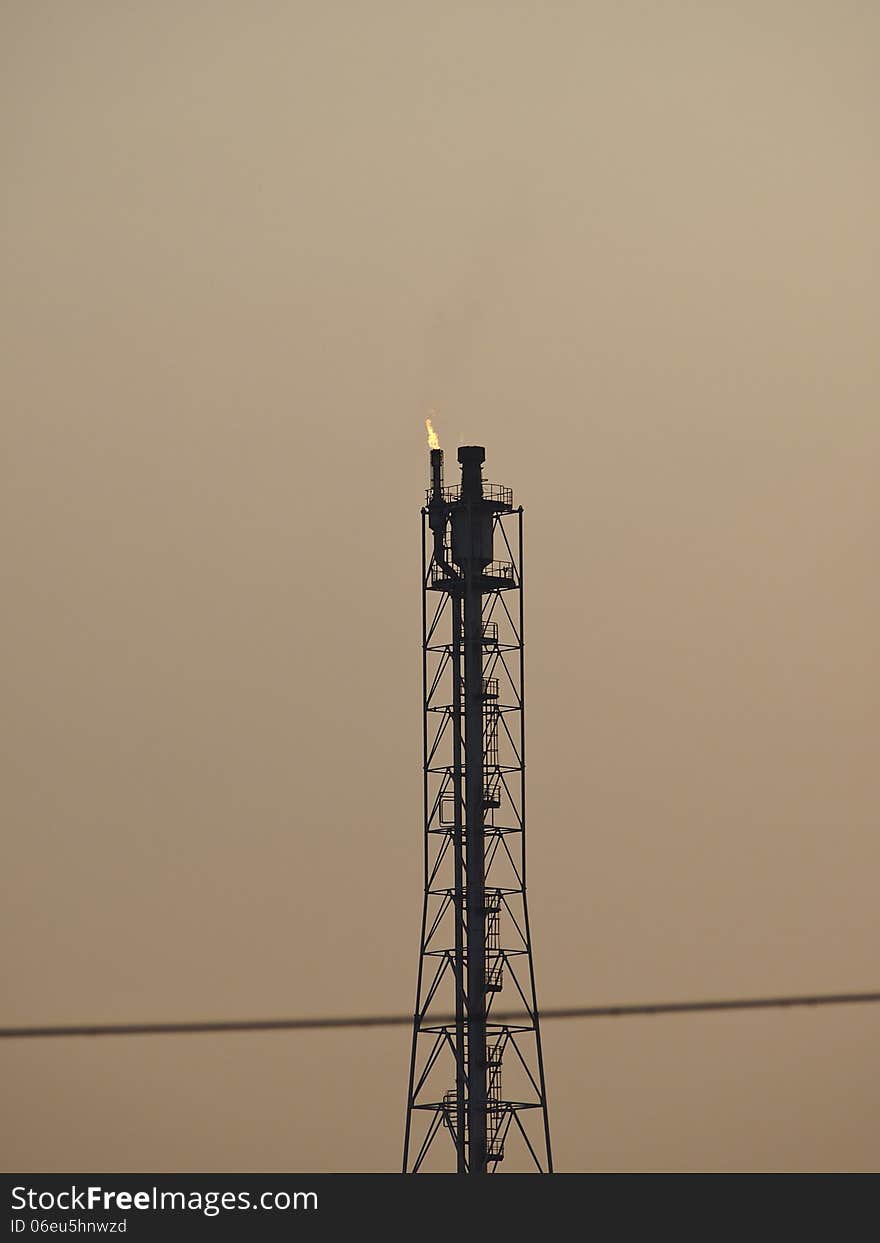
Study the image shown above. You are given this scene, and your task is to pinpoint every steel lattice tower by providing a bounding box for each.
[403,444,552,1174]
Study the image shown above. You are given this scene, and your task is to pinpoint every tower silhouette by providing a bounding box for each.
[403,444,552,1174]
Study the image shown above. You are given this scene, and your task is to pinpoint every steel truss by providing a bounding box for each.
[403,480,552,1174]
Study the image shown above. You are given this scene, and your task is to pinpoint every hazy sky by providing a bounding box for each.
[2,1,878,1171]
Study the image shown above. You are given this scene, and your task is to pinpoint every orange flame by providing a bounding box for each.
[425,416,440,450]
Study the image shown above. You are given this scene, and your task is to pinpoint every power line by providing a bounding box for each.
[2,989,879,1041]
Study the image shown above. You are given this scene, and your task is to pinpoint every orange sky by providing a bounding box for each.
[2,1,879,1171]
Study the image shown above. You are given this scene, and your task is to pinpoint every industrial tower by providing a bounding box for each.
[403,443,552,1174]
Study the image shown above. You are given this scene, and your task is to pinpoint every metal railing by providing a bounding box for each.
[483,715,498,767]
[486,1048,506,1160]
[430,561,516,587]
[482,561,516,584]
[430,559,460,586]
[442,1089,458,1131]
[425,482,514,508]
[483,779,501,809]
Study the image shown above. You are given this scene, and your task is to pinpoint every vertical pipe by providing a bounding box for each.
[463,514,487,1174]
[451,595,466,1172]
